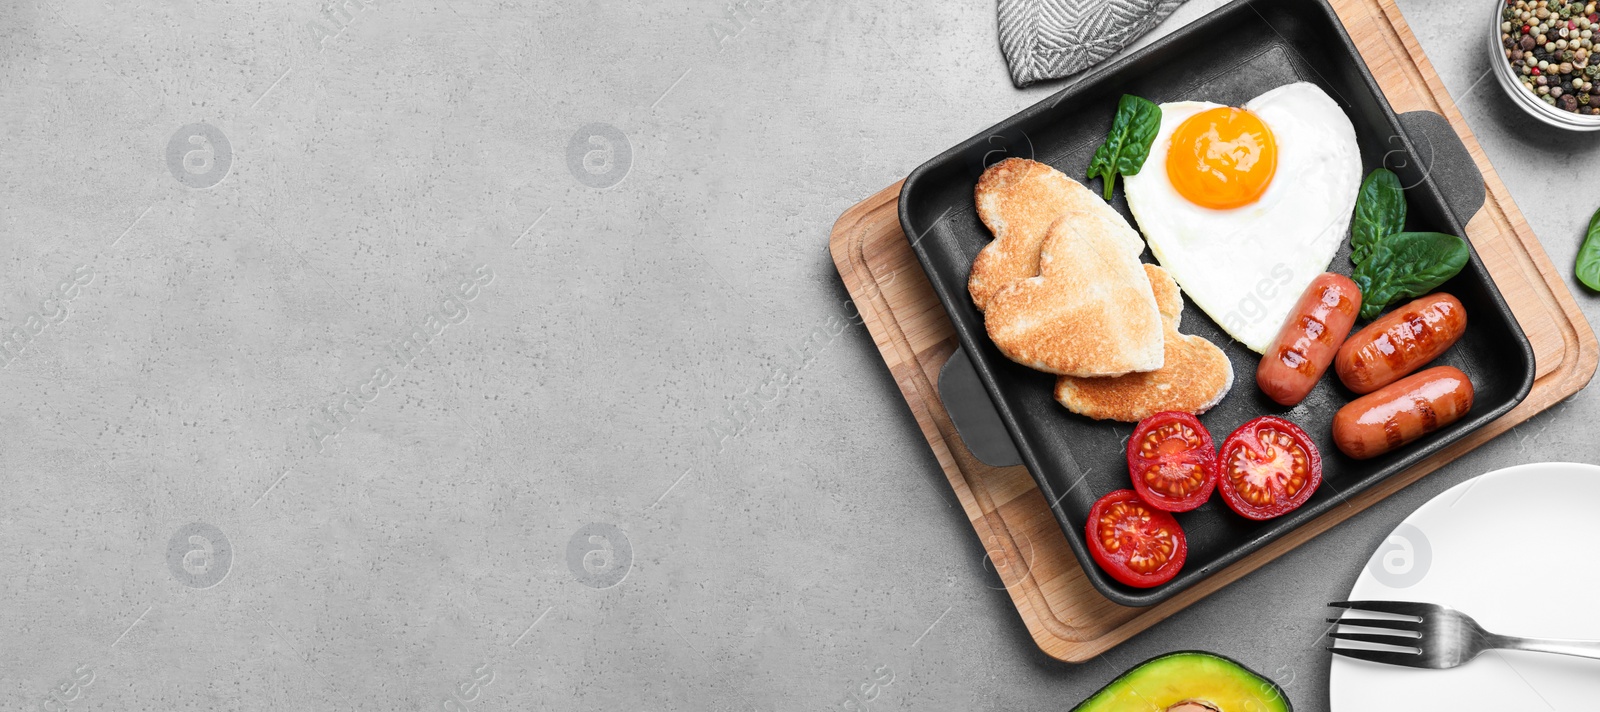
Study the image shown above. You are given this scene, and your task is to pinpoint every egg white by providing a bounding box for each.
[1123,82,1363,353]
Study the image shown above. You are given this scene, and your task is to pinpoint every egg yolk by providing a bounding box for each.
[1165,107,1277,210]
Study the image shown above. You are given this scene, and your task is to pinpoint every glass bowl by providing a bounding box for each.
[1487,0,1600,131]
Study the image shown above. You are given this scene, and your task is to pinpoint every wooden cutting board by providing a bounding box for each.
[829,0,1598,662]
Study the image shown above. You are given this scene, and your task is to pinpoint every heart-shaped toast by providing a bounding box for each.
[1055,265,1234,421]
[984,213,1164,377]
[969,158,1142,311]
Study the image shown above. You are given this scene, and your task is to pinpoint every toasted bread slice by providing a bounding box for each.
[1054,266,1233,421]
[969,158,1142,311]
[1143,263,1183,328]
[984,214,1164,377]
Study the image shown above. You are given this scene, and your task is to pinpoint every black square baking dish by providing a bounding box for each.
[898,0,1534,607]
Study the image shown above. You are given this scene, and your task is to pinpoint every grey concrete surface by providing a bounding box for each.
[1,0,1596,710]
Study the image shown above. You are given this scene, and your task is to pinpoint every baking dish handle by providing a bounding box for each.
[938,347,1024,468]
[1395,110,1487,227]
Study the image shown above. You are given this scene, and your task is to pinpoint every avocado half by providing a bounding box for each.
[1070,651,1291,712]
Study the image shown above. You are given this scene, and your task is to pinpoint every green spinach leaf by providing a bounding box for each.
[1575,205,1600,291]
[1086,95,1161,201]
[1350,168,1406,266]
[1352,231,1470,320]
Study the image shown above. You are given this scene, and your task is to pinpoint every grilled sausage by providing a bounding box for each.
[1335,293,1466,394]
[1256,273,1361,406]
[1331,366,1474,460]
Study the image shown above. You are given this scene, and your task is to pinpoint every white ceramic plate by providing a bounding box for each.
[1329,462,1600,711]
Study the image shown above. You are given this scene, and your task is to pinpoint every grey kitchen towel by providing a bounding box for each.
[999,0,1187,88]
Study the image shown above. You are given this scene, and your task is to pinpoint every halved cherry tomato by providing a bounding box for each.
[1126,412,1217,512]
[1217,416,1322,520]
[1085,489,1188,588]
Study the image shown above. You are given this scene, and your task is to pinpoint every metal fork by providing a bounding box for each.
[1326,600,1600,669]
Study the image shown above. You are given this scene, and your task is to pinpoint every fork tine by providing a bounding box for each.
[1328,631,1421,647]
[1326,616,1422,632]
[1327,646,1427,667]
[1329,600,1434,617]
